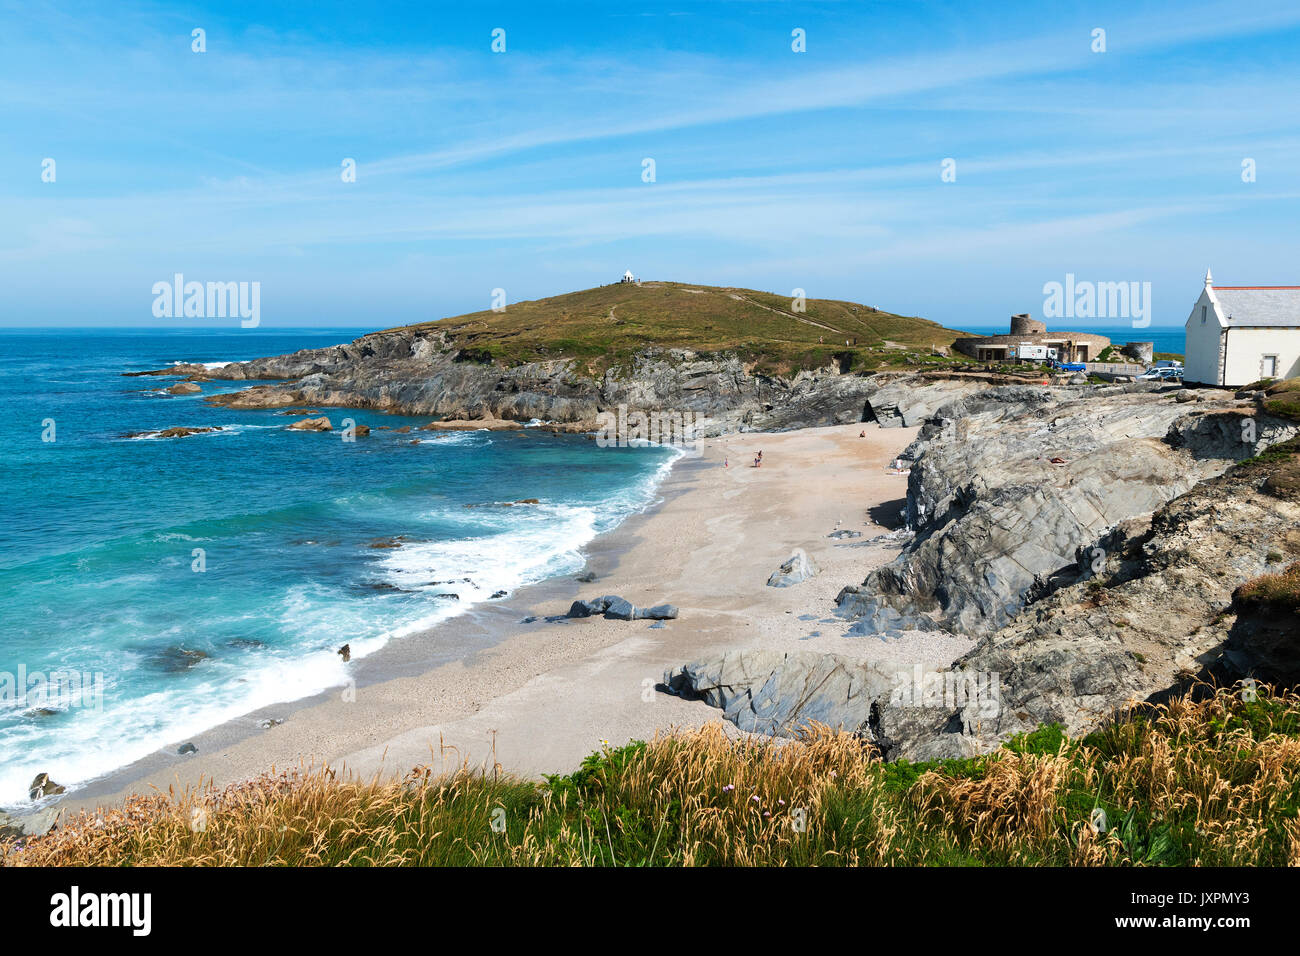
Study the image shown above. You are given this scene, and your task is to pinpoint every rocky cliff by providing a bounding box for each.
[140,324,1014,436]
[667,385,1300,761]
[836,383,1296,637]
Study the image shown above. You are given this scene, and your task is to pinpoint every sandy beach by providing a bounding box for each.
[62,421,974,816]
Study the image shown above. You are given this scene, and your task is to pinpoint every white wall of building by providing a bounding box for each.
[1223,328,1300,386]
[1183,288,1222,385]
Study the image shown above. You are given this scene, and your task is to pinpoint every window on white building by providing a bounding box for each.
[1263,355,1279,378]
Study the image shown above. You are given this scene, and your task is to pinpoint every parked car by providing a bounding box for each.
[1051,361,1087,372]
[1138,366,1183,381]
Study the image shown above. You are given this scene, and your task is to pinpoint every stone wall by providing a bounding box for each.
[1010,314,1046,336]
[953,331,1111,362]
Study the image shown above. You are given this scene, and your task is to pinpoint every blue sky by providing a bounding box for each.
[2,0,1299,329]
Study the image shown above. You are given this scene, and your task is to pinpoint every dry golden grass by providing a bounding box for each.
[1234,561,1300,612]
[7,686,1300,867]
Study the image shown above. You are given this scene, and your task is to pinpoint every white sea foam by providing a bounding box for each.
[0,444,685,806]
[375,502,596,601]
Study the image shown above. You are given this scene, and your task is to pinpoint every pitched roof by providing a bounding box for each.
[1213,286,1300,327]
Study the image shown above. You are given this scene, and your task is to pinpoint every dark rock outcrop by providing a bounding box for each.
[121,324,1022,436]
[28,773,65,800]
[837,385,1297,638]
[568,595,678,620]
[125,426,223,439]
[663,650,896,736]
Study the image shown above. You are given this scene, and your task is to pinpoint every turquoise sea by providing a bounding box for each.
[0,328,679,806]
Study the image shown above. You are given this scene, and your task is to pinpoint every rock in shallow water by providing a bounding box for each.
[287,416,332,432]
[28,773,65,801]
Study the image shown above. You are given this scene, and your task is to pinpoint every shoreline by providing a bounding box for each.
[51,421,971,822]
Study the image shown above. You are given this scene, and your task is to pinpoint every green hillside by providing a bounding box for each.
[389,281,963,375]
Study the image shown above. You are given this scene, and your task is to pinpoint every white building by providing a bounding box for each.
[621,270,635,284]
[1184,270,1300,387]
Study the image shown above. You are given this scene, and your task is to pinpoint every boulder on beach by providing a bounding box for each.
[287,416,332,432]
[634,604,679,620]
[177,742,198,755]
[568,595,614,618]
[567,595,678,621]
[338,644,351,663]
[603,596,636,620]
[766,550,820,587]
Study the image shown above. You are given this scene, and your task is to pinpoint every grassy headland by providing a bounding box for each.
[8,686,1300,866]
[387,280,965,376]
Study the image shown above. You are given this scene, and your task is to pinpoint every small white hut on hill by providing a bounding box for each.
[1185,270,1300,386]
[621,270,635,284]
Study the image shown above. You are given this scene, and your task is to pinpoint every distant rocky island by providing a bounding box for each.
[136,281,968,433]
